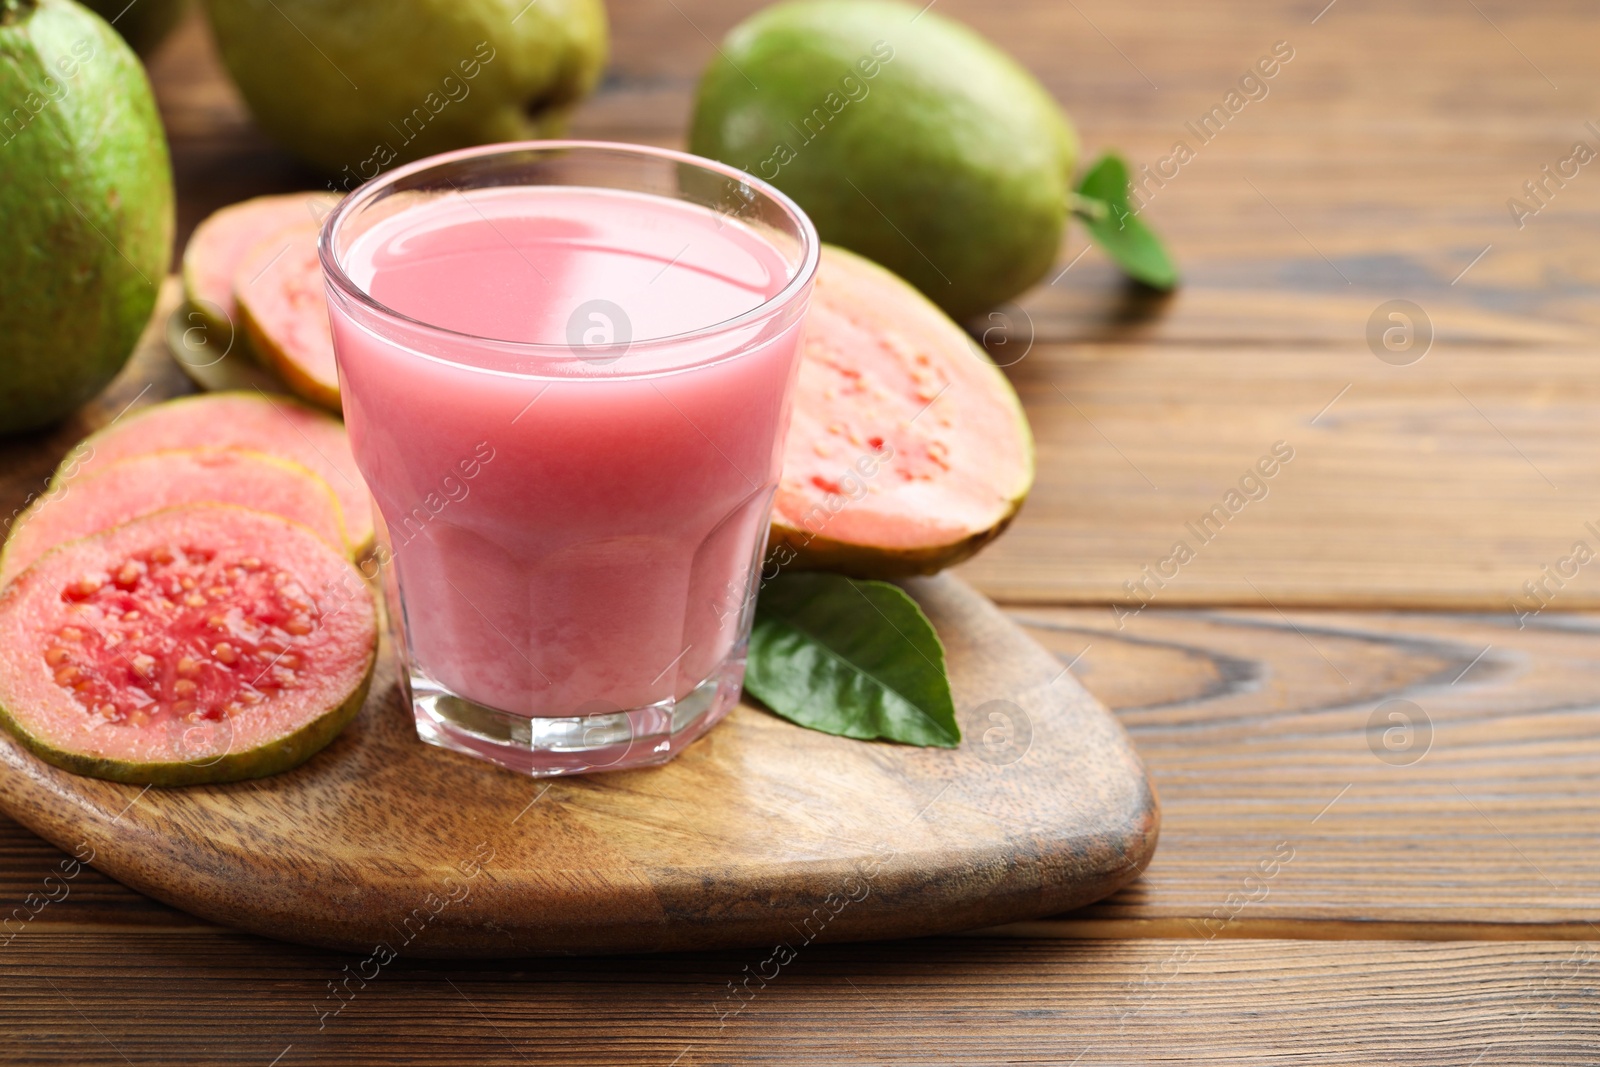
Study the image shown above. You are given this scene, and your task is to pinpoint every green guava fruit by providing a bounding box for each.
[234,222,341,412]
[58,392,376,552]
[81,0,187,54]
[769,245,1033,577]
[200,0,609,176]
[690,0,1077,321]
[0,504,376,785]
[0,0,175,434]
[1,448,349,585]
[181,191,341,352]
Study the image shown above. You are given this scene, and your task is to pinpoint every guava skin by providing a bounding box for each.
[0,0,174,435]
[81,0,187,55]
[769,506,1025,580]
[0,504,379,786]
[201,0,609,176]
[0,667,371,786]
[768,245,1035,579]
[690,0,1078,322]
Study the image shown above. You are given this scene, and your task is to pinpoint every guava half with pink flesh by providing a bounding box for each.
[58,392,375,553]
[235,223,341,412]
[2,450,348,587]
[769,245,1034,577]
[181,192,341,347]
[0,505,376,785]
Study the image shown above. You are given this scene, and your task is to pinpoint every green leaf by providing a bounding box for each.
[744,573,960,748]
[1072,152,1179,290]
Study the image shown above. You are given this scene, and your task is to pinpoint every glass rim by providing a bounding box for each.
[316,139,821,358]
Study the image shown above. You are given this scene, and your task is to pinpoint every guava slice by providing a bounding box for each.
[2,450,347,587]
[0,505,376,785]
[58,392,375,554]
[769,245,1034,577]
[166,307,292,394]
[234,222,342,412]
[181,193,340,348]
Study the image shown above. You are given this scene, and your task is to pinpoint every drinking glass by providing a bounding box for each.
[319,141,819,776]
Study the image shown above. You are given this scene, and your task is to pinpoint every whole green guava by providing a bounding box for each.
[201,0,609,178]
[690,0,1077,321]
[0,0,174,435]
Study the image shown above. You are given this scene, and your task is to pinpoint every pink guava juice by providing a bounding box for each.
[321,151,816,772]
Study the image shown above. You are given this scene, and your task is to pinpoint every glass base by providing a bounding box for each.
[406,654,745,777]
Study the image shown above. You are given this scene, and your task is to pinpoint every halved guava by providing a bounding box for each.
[2,450,347,587]
[59,392,375,553]
[181,193,341,347]
[769,245,1034,577]
[235,223,341,412]
[0,505,376,785]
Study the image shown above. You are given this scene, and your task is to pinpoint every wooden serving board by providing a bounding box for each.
[0,574,1157,957]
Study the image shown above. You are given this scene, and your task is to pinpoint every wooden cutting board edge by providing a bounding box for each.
[0,301,1161,957]
[0,580,1159,959]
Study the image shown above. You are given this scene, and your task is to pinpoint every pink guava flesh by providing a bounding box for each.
[0,506,375,784]
[769,245,1034,575]
[236,223,341,411]
[183,193,339,329]
[3,450,348,586]
[62,392,374,552]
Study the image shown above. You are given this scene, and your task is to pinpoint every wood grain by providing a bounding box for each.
[0,577,1156,956]
[89,1,1594,611]
[1023,606,1600,935]
[2,0,1597,1057]
[144,1,1600,345]
[3,933,1596,1065]
[19,291,1600,614]
[959,341,1600,607]
[5,606,1595,940]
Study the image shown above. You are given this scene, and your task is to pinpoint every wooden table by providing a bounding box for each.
[5,0,1600,1062]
